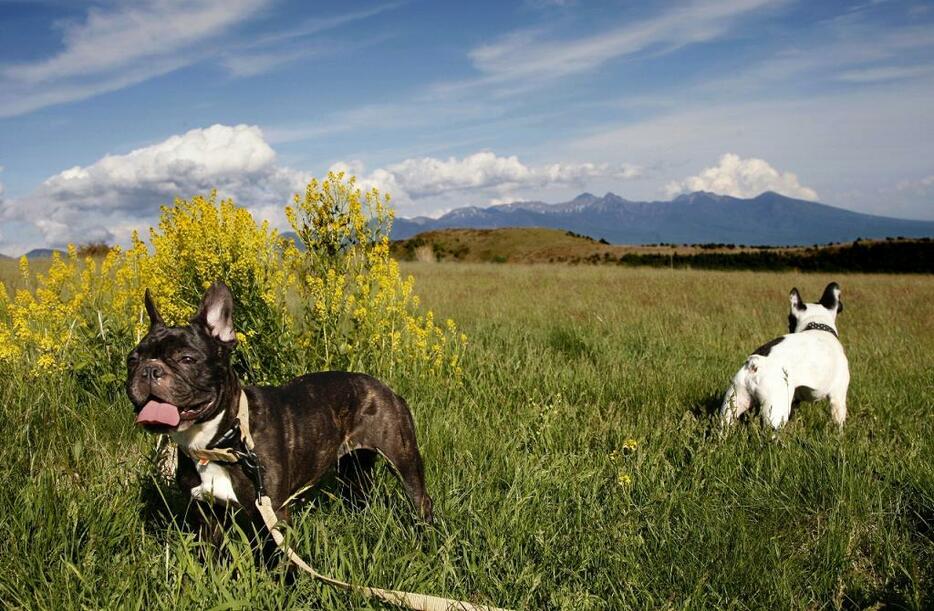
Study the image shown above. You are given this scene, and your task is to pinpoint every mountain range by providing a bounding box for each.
[5,192,932,259]
[392,191,934,246]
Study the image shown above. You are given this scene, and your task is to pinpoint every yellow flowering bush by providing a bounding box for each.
[3,250,84,375]
[0,174,465,387]
[285,172,466,378]
[120,192,300,383]
[3,245,132,378]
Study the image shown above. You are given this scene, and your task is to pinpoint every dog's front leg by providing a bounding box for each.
[176,453,227,552]
[194,502,227,550]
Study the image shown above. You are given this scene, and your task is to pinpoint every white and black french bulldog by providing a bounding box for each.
[720,282,849,429]
[126,281,433,535]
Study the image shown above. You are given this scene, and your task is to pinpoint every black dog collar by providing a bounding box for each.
[803,322,839,338]
[206,418,266,500]
[183,391,267,500]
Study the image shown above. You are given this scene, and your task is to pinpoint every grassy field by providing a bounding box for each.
[390,227,771,263]
[1,261,933,609]
[391,228,934,272]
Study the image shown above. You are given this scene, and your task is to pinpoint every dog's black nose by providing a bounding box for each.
[142,363,165,380]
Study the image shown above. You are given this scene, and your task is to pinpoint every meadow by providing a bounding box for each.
[1,259,932,609]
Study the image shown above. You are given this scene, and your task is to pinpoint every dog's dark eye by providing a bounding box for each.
[179,355,197,365]
[127,354,139,367]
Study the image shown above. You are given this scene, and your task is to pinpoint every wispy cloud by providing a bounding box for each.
[240,2,405,50]
[0,0,267,117]
[0,56,190,118]
[693,18,934,97]
[0,1,404,117]
[835,64,934,83]
[219,3,404,77]
[3,0,265,84]
[221,48,315,78]
[434,0,783,96]
[269,1,786,146]
[264,100,506,144]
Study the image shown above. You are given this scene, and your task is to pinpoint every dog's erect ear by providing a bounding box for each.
[789,288,805,312]
[819,282,842,314]
[144,289,165,329]
[191,281,237,344]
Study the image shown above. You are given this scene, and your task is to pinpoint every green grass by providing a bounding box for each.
[2,263,933,609]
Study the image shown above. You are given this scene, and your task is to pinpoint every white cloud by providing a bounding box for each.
[2,124,309,246]
[1,126,634,248]
[0,0,267,117]
[5,0,265,84]
[221,48,313,78]
[238,2,404,50]
[219,6,402,78]
[896,174,934,193]
[569,78,934,217]
[664,153,818,200]
[835,64,934,83]
[0,0,399,117]
[437,0,780,96]
[330,151,641,206]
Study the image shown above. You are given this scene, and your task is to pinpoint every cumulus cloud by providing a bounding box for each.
[3,124,308,246]
[330,151,641,206]
[664,153,818,201]
[1,127,633,247]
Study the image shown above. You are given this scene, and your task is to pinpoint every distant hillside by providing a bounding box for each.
[392,228,934,273]
[392,191,934,246]
[392,228,615,263]
[24,248,66,259]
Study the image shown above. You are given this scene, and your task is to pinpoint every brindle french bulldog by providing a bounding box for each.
[126,281,433,537]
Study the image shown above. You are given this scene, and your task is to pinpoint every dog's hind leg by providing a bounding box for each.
[759,372,793,430]
[337,449,378,509]
[351,394,434,523]
[387,447,433,524]
[377,401,434,523]
[829,388,847,427]
[721,372,753,426]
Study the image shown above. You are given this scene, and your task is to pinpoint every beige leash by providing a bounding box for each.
[187,391,510,611]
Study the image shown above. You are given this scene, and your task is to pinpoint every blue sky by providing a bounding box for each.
[1,0,933,253]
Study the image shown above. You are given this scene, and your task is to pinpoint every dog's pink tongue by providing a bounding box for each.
[136,400,180,427]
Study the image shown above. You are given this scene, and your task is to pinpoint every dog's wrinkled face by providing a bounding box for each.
[126,282,237,433]
[787,282,843,333]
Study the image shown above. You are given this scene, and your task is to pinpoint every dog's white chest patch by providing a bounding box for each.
[192,462,240,505]
[170,411,239,505]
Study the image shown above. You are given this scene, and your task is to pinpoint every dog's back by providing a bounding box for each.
[721,283,849,429]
